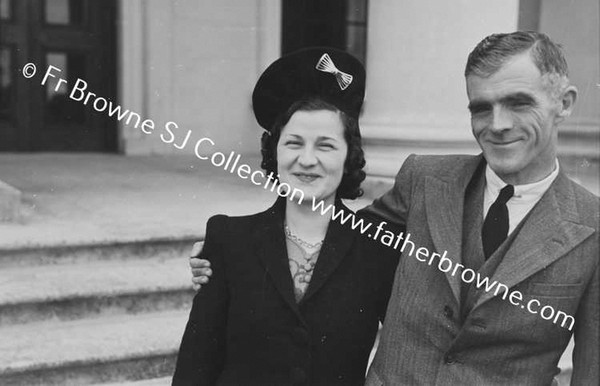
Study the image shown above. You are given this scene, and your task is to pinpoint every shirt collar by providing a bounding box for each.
[485,159,560,200]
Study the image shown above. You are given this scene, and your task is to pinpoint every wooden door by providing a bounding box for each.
[0,0,117,151]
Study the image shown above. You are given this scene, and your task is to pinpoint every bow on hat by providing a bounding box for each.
[315,53,354,91]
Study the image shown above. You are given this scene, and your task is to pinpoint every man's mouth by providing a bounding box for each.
[489,139,522,146]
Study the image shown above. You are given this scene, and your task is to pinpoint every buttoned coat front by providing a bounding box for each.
[173,198,398,386]
[364,154,599,385]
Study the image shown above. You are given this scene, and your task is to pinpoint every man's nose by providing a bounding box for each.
[490,106,513,132]
[298,147,318,167]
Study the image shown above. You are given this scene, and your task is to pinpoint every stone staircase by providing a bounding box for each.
[0,234,577,385]
[0,238,199,385]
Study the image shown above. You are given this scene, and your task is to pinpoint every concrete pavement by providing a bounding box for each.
[0,152,595,250]
[0,153,275,249]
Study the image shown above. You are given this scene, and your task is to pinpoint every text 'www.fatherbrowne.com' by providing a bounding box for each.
[312,197,576,331]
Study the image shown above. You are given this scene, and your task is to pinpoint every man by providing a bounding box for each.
[190,32,599,384]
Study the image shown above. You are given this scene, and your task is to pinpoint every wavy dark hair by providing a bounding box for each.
[260,98,366,199]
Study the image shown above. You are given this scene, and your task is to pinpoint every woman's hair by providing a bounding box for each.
[260,98,366,200]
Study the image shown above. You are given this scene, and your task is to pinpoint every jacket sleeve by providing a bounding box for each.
[173,215,230,386]
[358,154,417,227]
[571,243,600,385]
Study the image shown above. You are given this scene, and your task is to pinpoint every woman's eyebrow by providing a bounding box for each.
[316,135,339,141]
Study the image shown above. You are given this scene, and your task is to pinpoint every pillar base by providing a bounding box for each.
[0,180,23,222]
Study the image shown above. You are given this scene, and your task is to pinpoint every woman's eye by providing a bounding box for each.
[285,141,301,146]
[319,143,335,149]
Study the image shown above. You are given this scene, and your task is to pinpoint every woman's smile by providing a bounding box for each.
[292,172,322,183]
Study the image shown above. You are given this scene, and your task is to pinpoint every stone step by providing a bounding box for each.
[0,256,195,326]
[0,310,188,385]
[92,376,172,386]
[0,237,200,269]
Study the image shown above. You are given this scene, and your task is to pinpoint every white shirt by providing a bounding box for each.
[483,159,560,234]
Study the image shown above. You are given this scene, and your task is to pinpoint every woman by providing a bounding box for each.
[173,48,399,386]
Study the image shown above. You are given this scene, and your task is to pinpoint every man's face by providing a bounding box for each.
[466,53,563,185]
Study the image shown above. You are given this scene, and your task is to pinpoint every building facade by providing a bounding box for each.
[1,0,598,181]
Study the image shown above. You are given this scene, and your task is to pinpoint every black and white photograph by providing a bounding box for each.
[0,1,598,385]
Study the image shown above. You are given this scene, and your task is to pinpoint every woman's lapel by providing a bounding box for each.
[302,199,357,303]
[252,198,303,319]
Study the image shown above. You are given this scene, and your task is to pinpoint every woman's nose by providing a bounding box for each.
[298,147,318,167]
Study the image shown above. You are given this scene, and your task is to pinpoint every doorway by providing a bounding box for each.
[281,0,368,65]
[0,0,117,151]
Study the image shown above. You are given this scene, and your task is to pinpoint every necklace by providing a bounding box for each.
[288,243,319,274]
[284,222,324,301]
[284,222,324,249]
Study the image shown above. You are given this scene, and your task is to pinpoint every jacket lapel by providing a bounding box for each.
[302,200,357,303]
[252,198,303,320]
[424,155,485,305]
[472,172,596,310]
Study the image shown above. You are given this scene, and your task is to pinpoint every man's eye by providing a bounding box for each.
[470,107,490,115]
[510,101,531,109]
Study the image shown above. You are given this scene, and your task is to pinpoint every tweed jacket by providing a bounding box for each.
[363,154,599,385]
[173,197,399,386]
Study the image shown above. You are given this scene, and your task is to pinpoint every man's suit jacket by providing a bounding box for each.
[173,197,398,386]
[363,154,599,385]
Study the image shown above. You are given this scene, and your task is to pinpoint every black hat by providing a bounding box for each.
[252,47,366,132]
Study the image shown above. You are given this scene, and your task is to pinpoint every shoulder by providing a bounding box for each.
[350,206,400,257]
[562,176,600,230]
[391,154,482,190]
[205,205,277,238]
[404,153,480,176]
[203,214,228,245]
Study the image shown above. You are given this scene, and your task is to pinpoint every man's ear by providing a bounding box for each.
[556,85,578,120]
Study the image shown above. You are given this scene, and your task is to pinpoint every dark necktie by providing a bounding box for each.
[482,184,514,259]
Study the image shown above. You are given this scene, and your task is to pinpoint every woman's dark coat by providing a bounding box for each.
[173,197,399,385]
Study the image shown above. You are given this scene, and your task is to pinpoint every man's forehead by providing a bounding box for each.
[466,53,545,100]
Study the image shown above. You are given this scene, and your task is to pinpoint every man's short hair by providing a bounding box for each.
[465,31,569,80]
